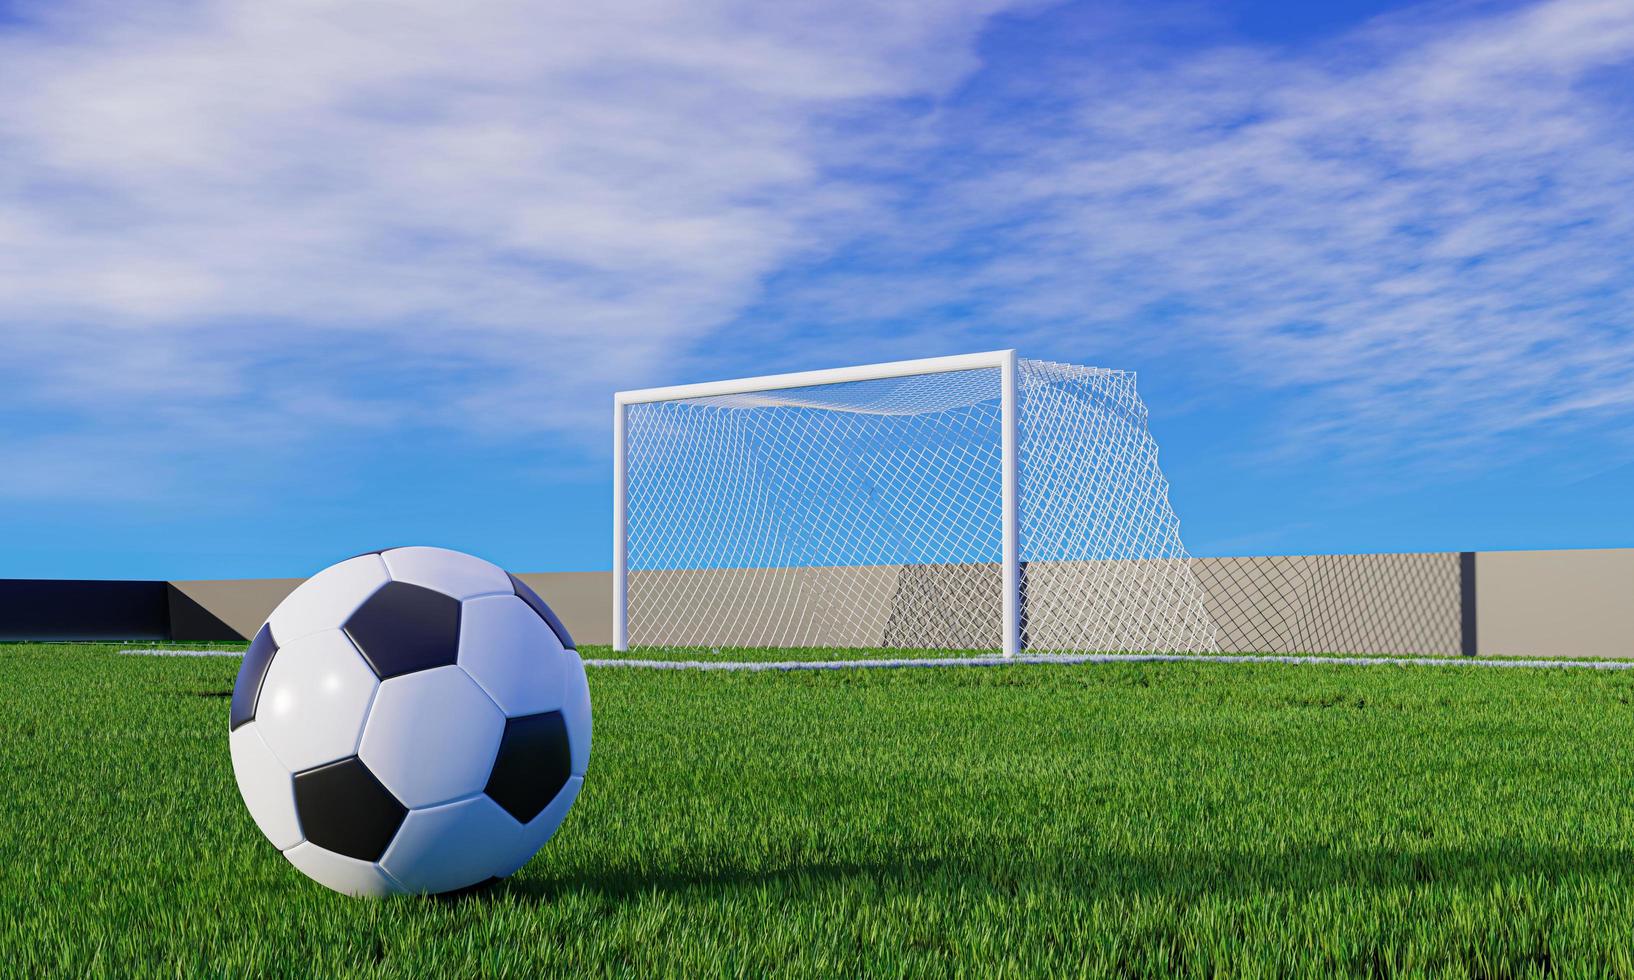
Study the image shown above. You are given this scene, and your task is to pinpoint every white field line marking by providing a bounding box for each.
[584,652,1634,671]
[119,648,244,657]
[116,647,1634,671]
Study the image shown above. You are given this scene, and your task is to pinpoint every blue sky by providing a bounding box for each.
[1,0,1631,580]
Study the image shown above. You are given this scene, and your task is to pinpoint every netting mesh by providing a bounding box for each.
[1016,361,1216,652]
[623,358,1217,652]
[1192,553,1462,654]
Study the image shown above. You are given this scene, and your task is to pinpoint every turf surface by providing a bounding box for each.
[5,642,1634,977]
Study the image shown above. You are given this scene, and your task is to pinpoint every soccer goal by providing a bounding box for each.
[613,350,1216,657]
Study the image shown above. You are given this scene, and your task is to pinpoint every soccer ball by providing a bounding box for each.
[226,546,591,896]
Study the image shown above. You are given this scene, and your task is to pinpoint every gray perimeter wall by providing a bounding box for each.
[605,549,1633,658]
[4,548,1629,657]
[1476,549,1634,659]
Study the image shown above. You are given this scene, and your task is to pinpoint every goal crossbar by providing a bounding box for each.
[613,350,1018,406]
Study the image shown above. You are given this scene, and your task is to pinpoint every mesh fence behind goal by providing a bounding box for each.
[620,356,1216,654]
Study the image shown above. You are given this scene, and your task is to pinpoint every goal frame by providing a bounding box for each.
[612,349,1023,656]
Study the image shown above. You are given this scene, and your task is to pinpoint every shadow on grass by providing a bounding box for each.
[476,838,1634,907]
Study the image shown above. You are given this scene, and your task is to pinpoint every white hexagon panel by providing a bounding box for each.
[359,666,506,809]
[227,723,301,850]
[229,546,592,898]
[458,594,570,716]
[253,629,378,773]
[380,795,521,894]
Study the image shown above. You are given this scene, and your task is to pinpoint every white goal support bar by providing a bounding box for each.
[613,350,1023,655]
[615,349,1018,406]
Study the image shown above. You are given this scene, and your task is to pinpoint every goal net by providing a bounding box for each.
[614,351,1216,655]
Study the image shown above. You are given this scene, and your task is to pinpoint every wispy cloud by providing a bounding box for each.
[0,0,1016,495]
[2,0,1632,503]
[753,0,1634,466]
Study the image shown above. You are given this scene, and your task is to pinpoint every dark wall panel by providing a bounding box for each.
[1459,551,1477,657]
[166,584,245,642]
[0,579,170,641]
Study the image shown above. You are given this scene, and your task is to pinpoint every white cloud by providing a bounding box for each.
[0,0,1017,496]
[752,0,1634,467]
[3,0,1632,503]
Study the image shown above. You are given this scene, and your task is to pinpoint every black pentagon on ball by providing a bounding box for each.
[507,573,575,650]
[293,756,407,862]
[484,711,573,824]
[342,581,462,679]
[229,623,278,731]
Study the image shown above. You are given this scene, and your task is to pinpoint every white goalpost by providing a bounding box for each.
[612,350,1216,657]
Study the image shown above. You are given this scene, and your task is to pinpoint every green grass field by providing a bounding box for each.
[5,643,1634,977]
